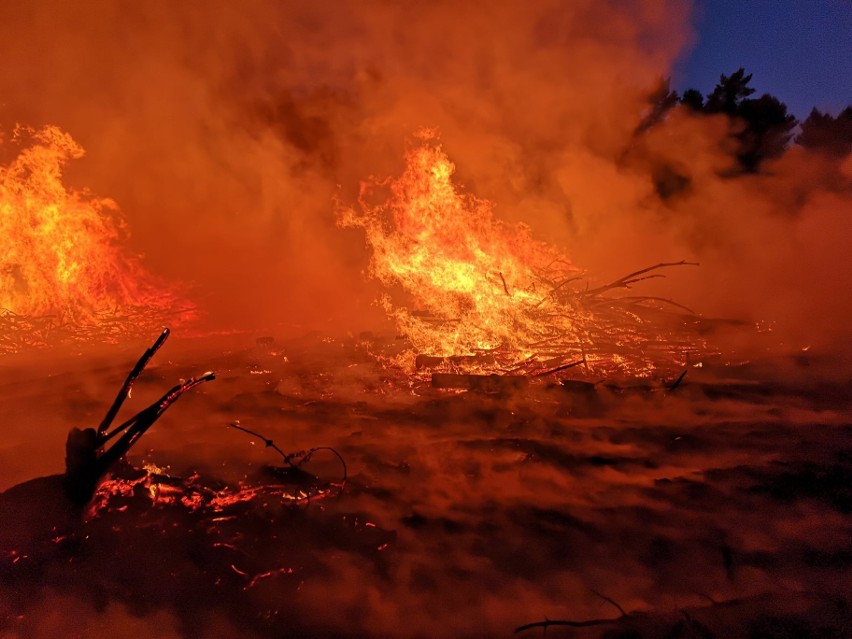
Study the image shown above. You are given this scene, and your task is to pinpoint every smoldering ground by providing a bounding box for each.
[0,334,850,638]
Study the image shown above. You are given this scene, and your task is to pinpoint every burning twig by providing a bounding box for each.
[533,275,584,308]
[610,295,697,314]
[498,271,510,296]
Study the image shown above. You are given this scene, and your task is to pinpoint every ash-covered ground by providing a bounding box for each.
[0,333,850,638]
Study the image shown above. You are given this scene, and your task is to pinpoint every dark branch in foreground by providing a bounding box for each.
[227,421,291,462]
[590,589,628,617]
[226,423,348,486]
[64,329,216,505]
[515,591,781,634]
[515,615,627,633]
[97,327,170,437]
[515,590,629,633]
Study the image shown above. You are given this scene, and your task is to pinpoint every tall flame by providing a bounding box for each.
[0,126,178,324]
[341,131,704,379]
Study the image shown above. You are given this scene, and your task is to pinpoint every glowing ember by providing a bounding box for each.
[0,125,184,340]
[90,464,343,519]
[341,131,708,379]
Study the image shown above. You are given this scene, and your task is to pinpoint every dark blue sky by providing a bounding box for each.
[675,0,851,119]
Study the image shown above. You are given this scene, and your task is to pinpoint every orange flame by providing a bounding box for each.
[341,131,704,378]
[0,126,179,324]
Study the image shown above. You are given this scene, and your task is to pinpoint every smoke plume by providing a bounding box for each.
[0,0,847,351]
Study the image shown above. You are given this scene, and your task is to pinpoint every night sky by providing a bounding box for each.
[676,0,851,119]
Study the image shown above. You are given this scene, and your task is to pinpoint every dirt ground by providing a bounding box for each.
[1,332,850,638]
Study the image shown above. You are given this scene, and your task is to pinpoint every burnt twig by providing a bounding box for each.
[514,615,625,633]
[97,327,170,438]
[667,369,688,393]
[590,589,628,617]
[98,372,215,469]
[515,590,630,633]
[227,421,291,463]
[533,275,584,308]
[226,423,348,486]
[64,330,215,505]
[583,261,699,298]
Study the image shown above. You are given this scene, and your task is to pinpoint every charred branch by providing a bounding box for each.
[582,260,699,298]
[514,616,625,633]
[431,373,529,393]
[226,422,348,491]
[62,329,215,505]
[668,369,689,393]
[97,327,170,437]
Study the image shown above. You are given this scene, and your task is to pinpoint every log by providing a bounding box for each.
[431,373,528,392]
[415,353,498,370]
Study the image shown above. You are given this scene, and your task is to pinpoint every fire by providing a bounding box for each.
[341,131,707,379]
[0,125,184,341]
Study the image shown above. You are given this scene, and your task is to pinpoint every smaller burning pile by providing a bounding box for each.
[340,131,713,383]
[0,126,191,354]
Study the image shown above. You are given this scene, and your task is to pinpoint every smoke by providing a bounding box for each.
[0,0,847,354]
[623,111,852,360]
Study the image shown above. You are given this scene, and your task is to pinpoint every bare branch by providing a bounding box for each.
[97,327,170,437]
[583,261,699,298]
[591,589,628,617]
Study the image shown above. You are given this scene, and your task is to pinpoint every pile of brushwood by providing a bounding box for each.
[0,305,193,355]
[394,262,719,386]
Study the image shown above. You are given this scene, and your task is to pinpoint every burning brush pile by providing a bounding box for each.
[341,131,714,385]
[0,126,191,354]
